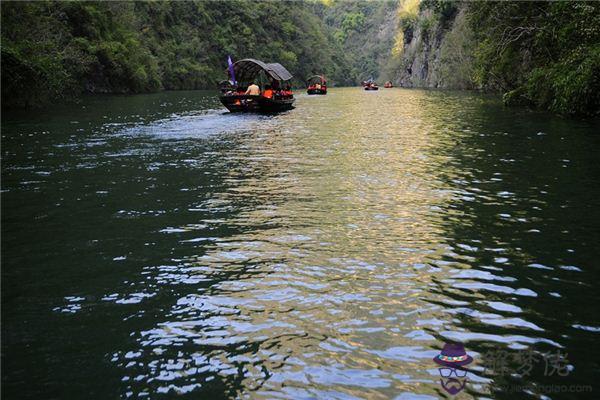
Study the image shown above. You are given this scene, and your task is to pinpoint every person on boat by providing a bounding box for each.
[245,82,260,96]
[262,85,273,99]
[270,81,281,97]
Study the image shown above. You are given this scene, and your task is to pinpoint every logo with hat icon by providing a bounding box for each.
[433,342,473,395]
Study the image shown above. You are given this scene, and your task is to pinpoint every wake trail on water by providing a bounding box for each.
[115,109,280,140]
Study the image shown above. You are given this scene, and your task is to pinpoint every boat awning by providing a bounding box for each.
[307,75,326,84]
[231,58,293,82]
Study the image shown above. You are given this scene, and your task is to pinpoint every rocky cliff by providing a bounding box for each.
[390,2,475,89]
[385,0,599,116]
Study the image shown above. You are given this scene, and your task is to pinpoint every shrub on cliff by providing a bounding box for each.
[523,45,600,116]
[469,1,600,116]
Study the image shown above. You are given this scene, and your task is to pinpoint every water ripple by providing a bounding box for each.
[3,89,600,399]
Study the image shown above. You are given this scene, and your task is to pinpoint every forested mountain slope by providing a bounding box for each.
[315,0,398,83]
[1,1,352,107]
[2,0,598,116]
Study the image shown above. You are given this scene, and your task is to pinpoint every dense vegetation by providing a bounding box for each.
[1,0,598,116]
[387,0,599,116]
[1,1,352,108]
[468,1,600,116]
[314,0,398,82]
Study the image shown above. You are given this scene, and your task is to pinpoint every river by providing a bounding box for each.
[2,88,600,399]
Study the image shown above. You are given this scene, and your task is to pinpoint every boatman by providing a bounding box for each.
[245,81,260,96]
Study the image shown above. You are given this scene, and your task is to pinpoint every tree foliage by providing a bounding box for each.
[317,0,398,82]
[382,0,599,116]
[1,0,353,107]
[469,1,600,116]
[2,0,598,116]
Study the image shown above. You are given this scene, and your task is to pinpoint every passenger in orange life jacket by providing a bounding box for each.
[262,85,273,99]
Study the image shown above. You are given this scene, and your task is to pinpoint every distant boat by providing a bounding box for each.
[219,58,295,113]
[384,81,393,88]
[307,75,327,95]
[362,80,379,91]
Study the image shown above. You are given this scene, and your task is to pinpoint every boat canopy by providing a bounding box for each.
[231,58,293,82]
[218,79,234,87]
[307,75,326,85]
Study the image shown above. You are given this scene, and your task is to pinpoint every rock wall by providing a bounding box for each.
[392,5,476,89]
[396,9,440,87]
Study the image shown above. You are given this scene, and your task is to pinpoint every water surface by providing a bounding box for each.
[2,88,600,399]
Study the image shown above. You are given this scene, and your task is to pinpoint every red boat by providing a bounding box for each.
[219,93,295,113]
[307,75,327,95]
[362,80,379,91]
[384,81,393,88]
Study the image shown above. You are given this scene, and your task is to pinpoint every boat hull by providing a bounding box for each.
[364,87,379,91]
[219,94,295,113]
[307,89,327,95]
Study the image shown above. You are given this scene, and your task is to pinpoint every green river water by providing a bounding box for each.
[2,88,600,399]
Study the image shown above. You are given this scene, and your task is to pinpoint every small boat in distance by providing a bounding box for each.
[307,75,327,95]
[362,80,379,91]
[219,58,295,113]
[384,81,393,88]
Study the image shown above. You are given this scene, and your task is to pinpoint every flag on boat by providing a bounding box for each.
[227,56,236,85]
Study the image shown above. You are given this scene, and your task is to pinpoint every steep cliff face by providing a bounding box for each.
[387,0,599,116]
[395,8,441,87]
[391,2,475,89]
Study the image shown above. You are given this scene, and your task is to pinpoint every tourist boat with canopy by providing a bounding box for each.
[306,75,327,95]
[218,79,235,93]
[219,58,295,113]
[362,79,379,91]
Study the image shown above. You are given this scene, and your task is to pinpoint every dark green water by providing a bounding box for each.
[2,88,600,399]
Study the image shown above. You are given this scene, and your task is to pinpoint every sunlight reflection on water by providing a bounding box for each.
[3,88,600,399]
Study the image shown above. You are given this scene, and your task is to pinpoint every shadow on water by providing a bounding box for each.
[414,95,600,398]
[2,88,600,399]
[2,90,297,399]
